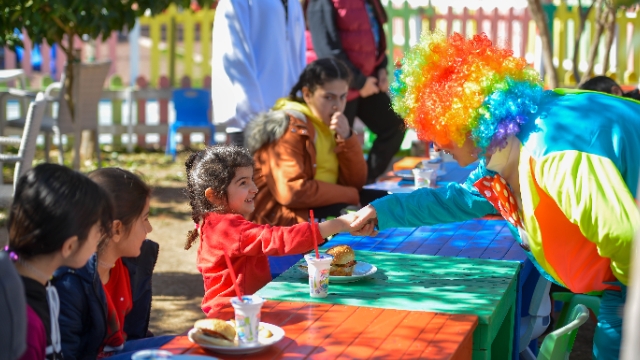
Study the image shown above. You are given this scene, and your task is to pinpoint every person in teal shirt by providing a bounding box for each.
[350,32,640,360]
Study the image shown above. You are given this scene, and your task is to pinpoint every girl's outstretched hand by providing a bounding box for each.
[349,205,379,236]
[318,212,359,238]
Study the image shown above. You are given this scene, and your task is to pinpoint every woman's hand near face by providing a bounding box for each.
[377,68,389,93]
[330,112,351,139]
[359,76,380,98]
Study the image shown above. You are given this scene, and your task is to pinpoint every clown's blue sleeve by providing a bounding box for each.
[371,162,498,230]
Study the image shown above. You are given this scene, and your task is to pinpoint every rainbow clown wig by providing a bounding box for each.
[391,32,544,154]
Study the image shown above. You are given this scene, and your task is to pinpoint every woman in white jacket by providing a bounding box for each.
[211,0,306,146]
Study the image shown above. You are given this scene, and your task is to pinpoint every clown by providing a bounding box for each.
[350,32,640,359]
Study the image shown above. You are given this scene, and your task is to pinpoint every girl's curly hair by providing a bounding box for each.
[184,145,254,250]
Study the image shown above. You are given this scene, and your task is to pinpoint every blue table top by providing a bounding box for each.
[325,219,528,262]
[268,219,528,278]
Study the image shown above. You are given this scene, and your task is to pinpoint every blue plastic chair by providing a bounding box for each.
[167,89,215,160]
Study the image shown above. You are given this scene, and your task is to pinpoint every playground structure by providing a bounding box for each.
[3,1,640,150]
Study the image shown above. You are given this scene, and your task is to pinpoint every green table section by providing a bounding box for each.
[257,251,520,360]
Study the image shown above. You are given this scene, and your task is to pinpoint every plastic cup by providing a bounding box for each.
[429,147,441,161]
[304,254,333,298]
[131,350,172,360]
[230,294,265,345]
[412,168,437,188]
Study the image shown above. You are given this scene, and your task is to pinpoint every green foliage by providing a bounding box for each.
[0,0,216,52]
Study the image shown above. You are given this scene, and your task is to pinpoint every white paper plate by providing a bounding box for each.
[188,322,284,355]
[297,261,377,283]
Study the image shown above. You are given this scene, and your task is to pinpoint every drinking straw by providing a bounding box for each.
[223,252,243,301]
[309,210,320,259]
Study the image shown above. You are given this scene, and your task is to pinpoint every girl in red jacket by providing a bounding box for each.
[184,145,363,316]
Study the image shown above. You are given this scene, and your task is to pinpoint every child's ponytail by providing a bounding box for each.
[185,151,204,250]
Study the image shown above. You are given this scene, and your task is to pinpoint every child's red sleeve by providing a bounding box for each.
[234,220,321,257]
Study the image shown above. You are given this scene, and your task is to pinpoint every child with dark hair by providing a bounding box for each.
[245,58,370,226]
[5,163,113,360]
[184,145,362,316]
[580,76,625,95]
[53,168,170,360]
[580,75,640,100]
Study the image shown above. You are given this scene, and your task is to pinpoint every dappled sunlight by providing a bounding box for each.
[150,294,203,336]
[261,251,519,327]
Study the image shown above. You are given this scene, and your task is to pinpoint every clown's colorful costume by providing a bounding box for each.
[370,32,640,359]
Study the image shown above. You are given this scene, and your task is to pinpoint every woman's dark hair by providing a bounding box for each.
[289,58,352,102]
[579,76,621,94]
[184,145,254,250]
[88,168,151,238]
[8,163,114,259]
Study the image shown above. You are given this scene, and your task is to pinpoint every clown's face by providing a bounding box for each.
[433,136,480,167]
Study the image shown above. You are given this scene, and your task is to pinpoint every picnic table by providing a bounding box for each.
[327,219,538,359]
[270,219,537,359]
[161,300,478,359]
[258,251,520,360]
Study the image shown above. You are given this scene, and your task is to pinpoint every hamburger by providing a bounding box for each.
[326,245,356,276]
[192,318,236,347]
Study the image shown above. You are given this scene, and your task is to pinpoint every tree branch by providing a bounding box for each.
[527,0,559,88]
[572,1,594,84]
[49,15,73,35]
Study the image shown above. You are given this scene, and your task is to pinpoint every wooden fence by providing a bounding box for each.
[4,2,640,150]
[7,3,640,87]
[0,75,214,152]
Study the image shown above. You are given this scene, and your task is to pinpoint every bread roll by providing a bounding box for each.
[193,318,236,346]
[325,245,356,276]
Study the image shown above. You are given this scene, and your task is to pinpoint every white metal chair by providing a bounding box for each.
[0,92,46,207]
[6,61,111,169]
[537,304,590,360]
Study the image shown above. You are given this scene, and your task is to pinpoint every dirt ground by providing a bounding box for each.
[0,149,596,358]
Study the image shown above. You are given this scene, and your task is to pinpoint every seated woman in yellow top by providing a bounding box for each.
[246,58,381,226]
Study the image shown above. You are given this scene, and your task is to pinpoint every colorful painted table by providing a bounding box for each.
[257,251,519,360]
[161,300,478,359]
[269,219,537,359]
[327,219,538,360]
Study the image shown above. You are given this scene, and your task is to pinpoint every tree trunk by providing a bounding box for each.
[80,130,96,167]
[63,48,76,122]
[527,0,558,88]
[79,41,97,166]
[63,43,96,168]
[572,1,594,84]
[601,4,617,75]
[579,0,609,86]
